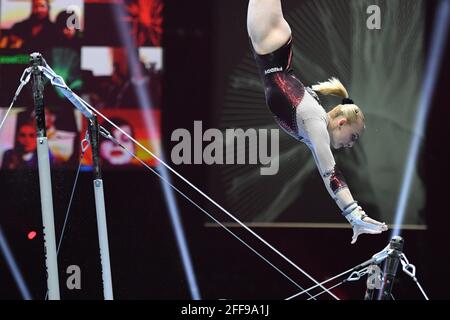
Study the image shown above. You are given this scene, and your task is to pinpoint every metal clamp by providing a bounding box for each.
[99,125,126,150]
[99,126,111,139]
[38,65,66,88]
[81,130,90,153]
[346,267,369,282]
[14,67,33,97]
[400,253,416,278]
[399,253,429,300]
[19,67,32,84]
[372,246,391,265]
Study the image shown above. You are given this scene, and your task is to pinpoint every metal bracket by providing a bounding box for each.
[400,253,416,278]
[81,130,90,153]
[346,267,369,282]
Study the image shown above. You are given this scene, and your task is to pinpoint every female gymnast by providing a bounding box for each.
[247,0,387,244]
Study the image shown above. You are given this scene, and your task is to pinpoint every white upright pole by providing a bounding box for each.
[89,116,113,300]
[31,53,60,299]
[93,179,113,299]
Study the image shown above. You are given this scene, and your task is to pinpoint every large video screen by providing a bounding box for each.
[0,0,163,170]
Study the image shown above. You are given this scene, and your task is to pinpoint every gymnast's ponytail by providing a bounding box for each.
[312,77,365,124]
[311,77,349,98]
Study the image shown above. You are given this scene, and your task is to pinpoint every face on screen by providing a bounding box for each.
[100,124,134,165]
[32,0,49,20]
[17,124,37,153]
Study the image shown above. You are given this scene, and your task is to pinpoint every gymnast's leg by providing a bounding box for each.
[247,0,292,55]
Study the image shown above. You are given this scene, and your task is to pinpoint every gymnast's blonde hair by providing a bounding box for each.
[312,77,365,124]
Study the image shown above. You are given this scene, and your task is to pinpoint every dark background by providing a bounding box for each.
[0,0,449,300]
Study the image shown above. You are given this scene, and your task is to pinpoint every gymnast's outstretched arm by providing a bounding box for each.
[302,118,355,210]
[303,117,387,243]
